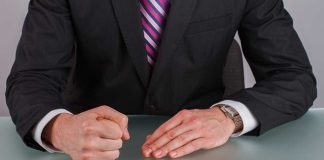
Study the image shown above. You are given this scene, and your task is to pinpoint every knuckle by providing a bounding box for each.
[99,105,109,110]
[116,139,123,149]
[189,141,199,150]
[150,143,158,151]
[192,109,199,112]
[81,120,91,128]
[114,127,123,138]
[177,134,187,142]
[174,150,183,157]
[82,125,96,135]
[80,152,91,160]
[166,130,177,139]
[81,121,96,133]
[110,150,120,159]
[86,112,98,118]
[88,139,97,149]
[158,126,167,133]
[82,138,96,150]
[180,109,191,117]
[160,147,168,154]
[80,112,94,119]
[120,115,128,124]
[96,105,110,112]
[189,118,202,126]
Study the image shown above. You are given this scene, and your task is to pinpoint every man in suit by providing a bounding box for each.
[6,0,316,159]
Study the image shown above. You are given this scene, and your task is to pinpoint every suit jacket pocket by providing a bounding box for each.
[186,13,232,35]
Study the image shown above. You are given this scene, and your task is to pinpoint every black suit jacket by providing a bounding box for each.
[6,0,317,151]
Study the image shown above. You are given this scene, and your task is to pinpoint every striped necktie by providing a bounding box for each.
[140,0,171,67]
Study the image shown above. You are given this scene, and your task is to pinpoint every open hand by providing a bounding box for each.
[141,108,235,159]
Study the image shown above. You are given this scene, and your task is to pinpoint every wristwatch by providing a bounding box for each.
[217,104,243,134]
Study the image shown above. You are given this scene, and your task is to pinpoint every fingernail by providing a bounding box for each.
[126,132,130,139]
[169,151,177,158]
[144,147,152,156]
[124,128,130,139]
[154,150,162,157]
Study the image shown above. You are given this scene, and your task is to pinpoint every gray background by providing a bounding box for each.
[0,0,323,116]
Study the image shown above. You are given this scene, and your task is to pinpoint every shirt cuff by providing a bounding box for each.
[211,100,259,137]
[32,109,72,153]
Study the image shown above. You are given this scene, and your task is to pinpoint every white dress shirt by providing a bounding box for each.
[32,100,259,152]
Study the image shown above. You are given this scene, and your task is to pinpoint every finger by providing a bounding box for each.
[152,130,202,158]
[145,110,191,145]
[147,123,194,152]
[142,110,191,158]
[94,106,128,129]
[168,138,206,159]
[142,117,182,157]
[100,150,120,160]
[93,106,130,140]
[92,138,123,151]
[97,119,123,139]
[86,150,120,160]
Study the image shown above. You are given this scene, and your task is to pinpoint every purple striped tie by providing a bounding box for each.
[140,0,171,66]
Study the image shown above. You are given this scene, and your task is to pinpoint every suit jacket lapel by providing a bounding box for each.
[111,0,150,88]
[148,0,197,90]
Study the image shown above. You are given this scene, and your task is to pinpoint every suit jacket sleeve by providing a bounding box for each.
[228,0,317,135]
[5,0,74,151]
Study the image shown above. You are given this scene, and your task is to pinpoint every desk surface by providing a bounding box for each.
[0,109,323,160]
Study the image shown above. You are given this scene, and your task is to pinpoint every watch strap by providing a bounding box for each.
[217,104,244,134]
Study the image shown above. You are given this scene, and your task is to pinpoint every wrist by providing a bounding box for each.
[210,104,243,134]
[42,113,72,150]
[209,107,236,134]
[209,107,228,122]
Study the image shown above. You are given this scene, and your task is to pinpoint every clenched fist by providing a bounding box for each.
[42,106,130,160]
